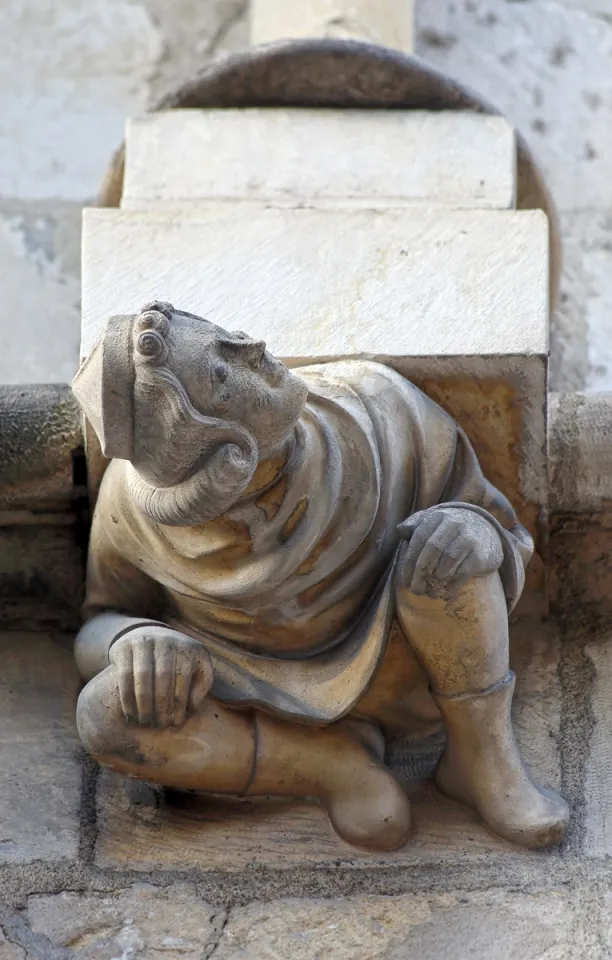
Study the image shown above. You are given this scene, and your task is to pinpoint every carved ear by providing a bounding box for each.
[129,437,257,526]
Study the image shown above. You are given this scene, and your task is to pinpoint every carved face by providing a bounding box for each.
[134,306,308,461]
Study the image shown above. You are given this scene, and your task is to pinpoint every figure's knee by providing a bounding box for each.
[76,666,125,759]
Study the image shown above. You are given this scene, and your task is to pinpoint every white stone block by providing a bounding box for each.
[123,109,516,211]
[82,207,546,360]
[251,0,414,53]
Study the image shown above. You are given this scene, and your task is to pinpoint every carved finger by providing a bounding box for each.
[399,512,445,587]
[132,637,155,726]
[429,533,469,583]
[171,645,195,728]
[187,651,214,716]
[409,519,463,596]
[114,642,137,722]
[397,510,428,541]
[152,641,175,729]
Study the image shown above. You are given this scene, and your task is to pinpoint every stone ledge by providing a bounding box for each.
[0,384,82,511]
[0,632,82,866]
[123,109,516,210]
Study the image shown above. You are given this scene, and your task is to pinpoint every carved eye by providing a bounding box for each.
[136,310,169,335]
[137,330,167,362]
[213,362,229,383]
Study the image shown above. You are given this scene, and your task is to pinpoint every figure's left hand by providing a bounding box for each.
[397,506,504,599]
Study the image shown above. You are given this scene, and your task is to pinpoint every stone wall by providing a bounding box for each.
[2,0,611,392]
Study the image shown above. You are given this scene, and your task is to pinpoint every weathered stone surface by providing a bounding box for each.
[549,393,612,514]
[0,385,82,510]
[213,890,574,959]
[583,631,612,857]
[95,769,532,872]
[510,621,563,793]
[27,884,223,959]
[0,526,84,632]
[0,632,82,863]
[123,109,516,210]
[0,927,25,960]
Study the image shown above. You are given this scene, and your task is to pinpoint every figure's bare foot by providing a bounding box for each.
[434,674,569,849]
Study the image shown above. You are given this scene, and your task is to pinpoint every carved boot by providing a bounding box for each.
[433,672,569,849]
[246,713,411,852]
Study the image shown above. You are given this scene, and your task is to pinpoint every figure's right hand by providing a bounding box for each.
[109,626,214,729]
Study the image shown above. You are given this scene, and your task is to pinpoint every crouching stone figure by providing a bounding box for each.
[72,301,569,852]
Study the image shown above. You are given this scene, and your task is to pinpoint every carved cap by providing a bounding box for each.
[72,302,174,460]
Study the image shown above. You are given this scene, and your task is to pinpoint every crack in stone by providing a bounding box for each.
[205,907,229,959]
[77,749,101,865]
[557,609,598,856]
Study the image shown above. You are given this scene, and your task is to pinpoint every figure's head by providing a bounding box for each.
[72,302,308,525]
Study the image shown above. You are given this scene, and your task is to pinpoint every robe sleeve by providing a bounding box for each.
[82,467,164,622]
[75,469,167,680]
[432,423,533,613]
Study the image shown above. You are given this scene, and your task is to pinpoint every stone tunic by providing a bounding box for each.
[84,361,532,726]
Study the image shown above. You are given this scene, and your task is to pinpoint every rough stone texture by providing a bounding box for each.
[27,884,224,959]
[0,384,85,630]
[0,385,81,510]
[212,890,575,959]
[584,632,612,858]
[0,927,25,960]
[123,109,516,210]
[548,393,612,621]
[0,632,82,864]
[549,393,612,515]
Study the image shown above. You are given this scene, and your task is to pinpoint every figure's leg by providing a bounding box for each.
[77,666,411,851]
[395,558,569,848]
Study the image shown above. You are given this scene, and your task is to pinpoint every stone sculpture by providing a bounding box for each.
[72,302,569,852]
